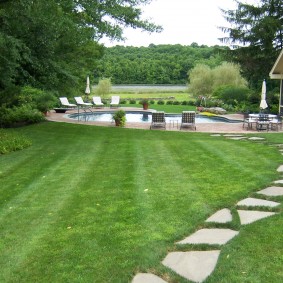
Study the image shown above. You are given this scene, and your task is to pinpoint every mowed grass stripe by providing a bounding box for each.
[0,123,282,282]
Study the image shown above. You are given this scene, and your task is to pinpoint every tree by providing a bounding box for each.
[220,0,283,88]
[95,78,112,99]
[189,64,214,97]
[0,0,161,94]
[188,62,247,97]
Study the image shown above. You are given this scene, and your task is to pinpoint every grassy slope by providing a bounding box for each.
[0,122,282,282]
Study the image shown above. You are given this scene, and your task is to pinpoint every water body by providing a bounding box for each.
[68,111,240,124]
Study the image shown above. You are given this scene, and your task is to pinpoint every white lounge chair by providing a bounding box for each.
[180,111,196,130]
[93,96,104,107]
[150,111,166,129]
[110,96,120,108]
[59,97,77,108]
[74,96,93,107]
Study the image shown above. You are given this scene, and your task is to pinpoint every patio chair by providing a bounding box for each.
[59,97,77,108]
[92,96,104,107]
[242,113,257,130]
[270,114,282,131]
[110,96,120,108]
[180,111,196,130]
[150,111,166,130]
[74,96,93,107]
[256,114,270,131]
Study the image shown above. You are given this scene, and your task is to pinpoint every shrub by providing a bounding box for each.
[181,101,187,105]
[120,99,127,104]
[187,100,195,106]
[157,100,165,105]
[0,105,45,128]
[173,101,180,105]
[213,85,250,106]
[150,100,155,105]
[129,99,136,104]
[0,129,32,154]
[166,100,174,105]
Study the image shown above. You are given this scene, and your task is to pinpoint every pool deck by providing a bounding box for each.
[46,107,281,134]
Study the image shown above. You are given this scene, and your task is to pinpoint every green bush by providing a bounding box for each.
[166,100,173,105]
[187,100,195,106]
[173,101,180,105]
[120,99,127,104]
[157,100,165,105]
[0,105,45,128]
[129,99,136,104]
[213,85,250,106]
[0,129,32,154]
[149,100,155,105]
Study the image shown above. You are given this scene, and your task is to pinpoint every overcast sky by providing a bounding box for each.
[101,0,259,47]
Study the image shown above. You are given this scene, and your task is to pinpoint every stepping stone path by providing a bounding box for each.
[248,137,265,141]
[237,210,277,225]
[237,197,280,208]
[132,273,167,283]
[132,134,283,283]
[162,251,220,283]
[257,186,283,196]
[177,228,239,245]
[205,208,232,223]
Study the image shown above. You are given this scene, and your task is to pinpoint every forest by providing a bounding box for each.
[94,44,228,84]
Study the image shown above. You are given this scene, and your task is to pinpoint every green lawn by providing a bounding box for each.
[0,122,282,282]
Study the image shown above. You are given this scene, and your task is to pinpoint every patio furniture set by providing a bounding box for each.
[243,113,282,131]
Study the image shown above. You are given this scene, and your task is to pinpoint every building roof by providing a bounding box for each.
[270,49,283,79]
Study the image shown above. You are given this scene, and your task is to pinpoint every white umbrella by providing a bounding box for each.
[85,76,91,95]
[260,79,268,109]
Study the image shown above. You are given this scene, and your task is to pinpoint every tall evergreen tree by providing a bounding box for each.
[220,0,283,88]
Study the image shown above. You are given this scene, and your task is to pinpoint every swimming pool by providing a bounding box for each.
[68,111,241,124]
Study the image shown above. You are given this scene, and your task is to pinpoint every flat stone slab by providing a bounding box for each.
[228,137,247,140]
[205,208,232,223]
[177,228,239,245]
[237,197,280,208]
[274,180,283,184]
[237,210,277,225]
[277,165,283,172]
[248,137,265,141]
[162,251,220,283]
[257,186,283,196]
[210,134,221,137]
[223,134,243,137]
[132,273,167,283]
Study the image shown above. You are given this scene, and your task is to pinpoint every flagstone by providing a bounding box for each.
[237,210,277,225]
[248,137,265,140]
[223,134,243,137]
[132,273,168,283]
[228,137,247,140]
[237,197,280,208]
[177,228,239,245]
[277,165,283,172]
[205,208,232,223]
[274,180,283,184]
[257,186,283,196]
[210,134,221,137]
[162,251,220,283]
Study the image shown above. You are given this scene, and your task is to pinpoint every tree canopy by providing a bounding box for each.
[220,0,283,88]
[94,44,227,84]
[0,0,161,95]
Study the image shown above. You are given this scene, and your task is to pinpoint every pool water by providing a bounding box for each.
[68,111,240,124]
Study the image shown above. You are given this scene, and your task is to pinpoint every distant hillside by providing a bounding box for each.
[94,44,228,84]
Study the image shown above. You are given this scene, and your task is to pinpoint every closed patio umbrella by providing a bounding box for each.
[85,76,91,95]
[260,79,268,110]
